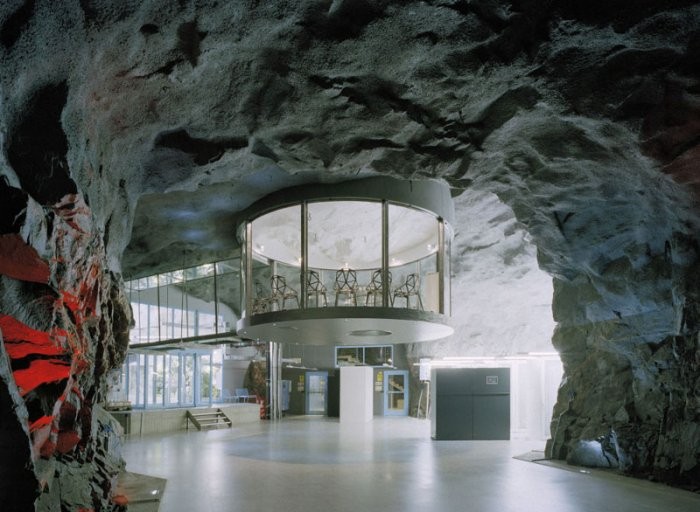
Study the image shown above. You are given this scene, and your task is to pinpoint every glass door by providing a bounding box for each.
[305,371,328,415]
[384,370,409,416]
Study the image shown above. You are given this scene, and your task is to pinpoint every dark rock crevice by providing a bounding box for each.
[0,181,28,235]
[7,82,77,206]
[153,129,248,166]
[0,0,35,50]
[299,0,388,41]
[0,368,38,511]
[176,20,206,67]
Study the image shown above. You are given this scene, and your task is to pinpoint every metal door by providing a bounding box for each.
[305,371,328,415]
[384,370,409,416]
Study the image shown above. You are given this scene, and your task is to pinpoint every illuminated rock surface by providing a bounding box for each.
[1,1,699,509]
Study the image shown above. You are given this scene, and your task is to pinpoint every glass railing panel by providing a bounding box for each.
[251,258,272,315]
[214,268,239,331]
[216,258,239,275]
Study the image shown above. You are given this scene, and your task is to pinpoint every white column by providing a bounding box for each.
[340,366,373,423]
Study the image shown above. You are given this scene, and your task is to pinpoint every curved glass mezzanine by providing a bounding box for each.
[236,178,454,345]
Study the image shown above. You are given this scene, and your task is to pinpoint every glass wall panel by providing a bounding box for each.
[127,260,241,345]
[182,354,195,405]
[120,346,233,409]
[199,354,212,405]
[146,354,165,407]
[336,345,393,367]
[365,346,393,366]
[159,277,189,340]
[128,282,160,343]
[443,224,452,315]
[182,275,218,337]
[127,353,144,407]
[166,355,180,405]
[308,201,381,308]
[336,346,361,366]
[419,252,438,313]
[211,348,223,403]
[250,205,301,313]
[388,204,439,311]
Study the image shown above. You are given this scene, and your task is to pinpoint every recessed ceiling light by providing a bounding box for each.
[348,329,392,336]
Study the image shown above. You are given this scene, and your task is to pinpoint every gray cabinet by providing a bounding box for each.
[431,368,510,440]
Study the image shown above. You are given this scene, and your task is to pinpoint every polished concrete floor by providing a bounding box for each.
[121,417,700,512]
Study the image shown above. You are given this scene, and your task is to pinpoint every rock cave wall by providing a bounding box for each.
[1,1,699,509]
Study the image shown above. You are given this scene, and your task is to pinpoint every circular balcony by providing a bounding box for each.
[235,177,454,345]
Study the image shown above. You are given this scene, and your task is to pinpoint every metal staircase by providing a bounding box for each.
[186,408,233,431]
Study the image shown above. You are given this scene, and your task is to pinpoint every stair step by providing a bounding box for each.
[186,409,233,431]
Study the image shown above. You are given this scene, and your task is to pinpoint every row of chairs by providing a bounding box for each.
[252,269,423,313]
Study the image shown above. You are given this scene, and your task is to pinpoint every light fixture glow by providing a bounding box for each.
[348,329,392,337]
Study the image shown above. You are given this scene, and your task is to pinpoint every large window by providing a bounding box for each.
[118,348,224,409]
[243,199,451,315]
[126,259,239,345]
[335,345,393,367]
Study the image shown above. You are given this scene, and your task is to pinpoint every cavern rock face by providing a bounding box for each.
[1,0,699,509]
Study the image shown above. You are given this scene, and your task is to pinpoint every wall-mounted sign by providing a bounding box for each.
[419,358,431,381]
[486,375,499,385]
[375,371,384,391]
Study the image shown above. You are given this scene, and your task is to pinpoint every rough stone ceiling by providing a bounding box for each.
[2,2,700,503]
[3,0,698,278]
